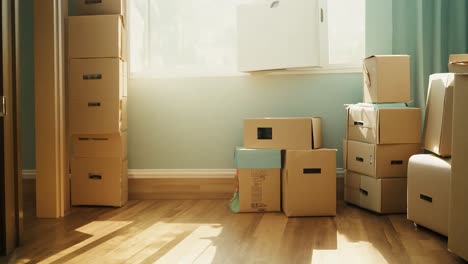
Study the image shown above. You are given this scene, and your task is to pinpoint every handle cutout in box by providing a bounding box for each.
[303,168,321,174]
[88,102,101,107]
[85,0,102,4]
[257,127,272,140]
[390,160,403,165]
[419,194,433,203]
[83,74,102,80]
[88,174,102,180]
[354,121,365,126]
[78,137,109,141]
[355,157,364,162]
[359,188,368,196]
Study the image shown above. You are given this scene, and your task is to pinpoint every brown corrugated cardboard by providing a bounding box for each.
[237,169,281,212]
[449,74,468,261]
[70,97,127,134]
[72,131,127,158]
[68,15,126,60]
[344,171,407,213]
[71,158,128,207]
[70,58,127,101]
[346,140,421,178]
[75,0,126,22]
[282,149,336,217]
[347,105,421,144]
[244,118,322,149]
[363,55,410,103]
[422,73,454,157]
[448,54,468,73]
[407,154,451,236]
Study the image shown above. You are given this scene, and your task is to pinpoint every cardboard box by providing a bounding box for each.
[70,97,127,134]
[344,171,407,214]
[363,55,410,103]
[72,131,127,158]
[68,15,126,60]
[75,0,126,21]
[407,154,451,236]
[71,158,128,207]
[346,104,421,144]
[282,149,336,217]
[244,118,322,150]
[70,58,127,101]
[235,148,281,212]
[449,74,468,261]
[448,54,468,73]
[422,73,454,157]
[345,140,421,178]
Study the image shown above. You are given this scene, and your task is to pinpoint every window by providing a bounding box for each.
[129,0,366,77]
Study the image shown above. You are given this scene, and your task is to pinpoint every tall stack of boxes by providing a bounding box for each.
[68,1,128,207]
[232,118,337,217]
[344,55,422,214]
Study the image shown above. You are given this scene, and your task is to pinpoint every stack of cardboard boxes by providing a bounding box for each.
[231,118,337,217]
[68,1,128,207]
[344,55,422,213]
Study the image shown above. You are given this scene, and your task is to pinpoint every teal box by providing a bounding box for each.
[235,147,282,169]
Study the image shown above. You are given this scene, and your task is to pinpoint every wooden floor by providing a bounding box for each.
[1,199,464,264]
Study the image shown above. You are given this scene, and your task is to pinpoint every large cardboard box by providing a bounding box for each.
[282,149,336,217]
[75,0,126,20]
[344,171,407,214]
[448,54,468,73]
[244,118,322,149]
[68,15,126,60]
[407,154,451,236]
[346,104,421,144]
[71,158,128,207]
[345,140,421,178]
[448,74,468,261]
[70,97,127,134]
[72,131,127,158]
[363,55,410,103]
[70,58,127,101]
[234,148,281,212]
[422,73,454,157]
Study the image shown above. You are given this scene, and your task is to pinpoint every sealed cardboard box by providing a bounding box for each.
[344,171,407,214]
[68,15,126,60]
[448,54,468,73]
[407,154,451,236]
[347,104,421,144]
[282,149,336,217]
[449,74,468,261]
[234,148,281,212]
[71,158,128,207]
[363,55,410,103]
[422,73,454,157]
[345,140,421,178]
[75,0,126,20]
[244,118,322,150]
[70,97,127,134]
[72,131,127,158]
[70,58,127,101]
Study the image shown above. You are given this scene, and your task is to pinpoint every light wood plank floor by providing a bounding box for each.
[2,200,464,264]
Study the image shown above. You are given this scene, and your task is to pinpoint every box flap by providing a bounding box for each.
[449,54,468,73]
[311,117,322,149]
[235,147,281,169]
[449,54,468,63]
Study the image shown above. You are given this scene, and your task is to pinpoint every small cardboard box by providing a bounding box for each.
[345,140,421,178]
[346,104,421,144]
[448,54,468,73]
[70,97,127,134]
[363,55,410,103]
[282,149,336,217]
[244,118,322,150]
[344,171,407,214]
[68,15,126,60]
[407,154,451,236]
[235,148,281,212]
[72,131,127,158]
[75,0,126,21]
[70,58,127,101]
[422,73,454,157]
[71,158,128,207]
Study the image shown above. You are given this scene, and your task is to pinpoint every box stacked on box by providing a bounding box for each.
[231,118,337,217]
[68,1,127,207]
[344,55,422,214]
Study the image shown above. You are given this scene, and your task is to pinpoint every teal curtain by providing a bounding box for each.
[393,0,468,109]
